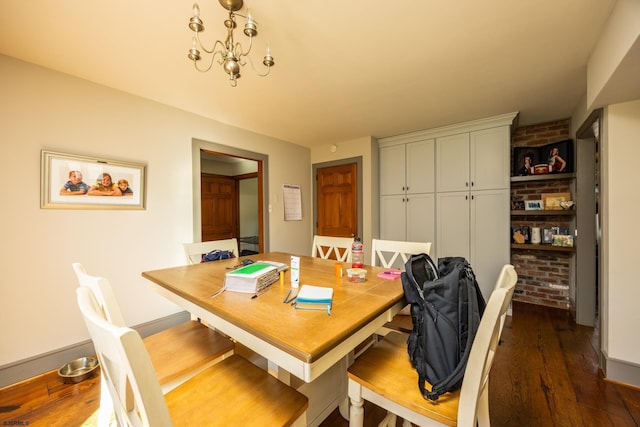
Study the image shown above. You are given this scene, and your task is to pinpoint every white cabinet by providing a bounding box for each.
[380,139,435,243]
[436,126,511,193]
[437,189,510,299]
[435,125,511,300]
[379,112,517,299]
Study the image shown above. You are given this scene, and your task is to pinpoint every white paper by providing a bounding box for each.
[283,184,302,221]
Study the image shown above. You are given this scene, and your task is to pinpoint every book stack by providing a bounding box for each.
[224,263,279,293]
[294,284,334,315]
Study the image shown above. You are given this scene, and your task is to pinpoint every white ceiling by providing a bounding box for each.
[0,0,620,147]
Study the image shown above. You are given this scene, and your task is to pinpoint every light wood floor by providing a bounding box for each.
[1,301,639,426]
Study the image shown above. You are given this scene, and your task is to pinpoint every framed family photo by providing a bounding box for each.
[41,150,146,210]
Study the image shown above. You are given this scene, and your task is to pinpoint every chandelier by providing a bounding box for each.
[188,0,275,87]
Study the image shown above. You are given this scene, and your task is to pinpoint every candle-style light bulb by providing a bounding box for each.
[192,3,200,18]
[247,9,253,23]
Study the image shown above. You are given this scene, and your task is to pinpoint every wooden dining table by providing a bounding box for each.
[142,252,405,426]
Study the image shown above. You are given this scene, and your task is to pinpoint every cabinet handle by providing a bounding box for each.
[466,195,469,200]
[471,181,475,187]
[466,182,469,187]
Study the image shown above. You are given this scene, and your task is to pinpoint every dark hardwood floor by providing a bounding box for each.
[1,301,639,426]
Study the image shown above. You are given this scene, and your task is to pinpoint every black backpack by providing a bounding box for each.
[401,253,486,401]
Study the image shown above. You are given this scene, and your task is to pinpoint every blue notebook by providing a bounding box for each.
[294,284,333,315]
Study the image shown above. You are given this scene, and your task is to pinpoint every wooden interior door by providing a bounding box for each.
[316,163,358,238]
[201,173,238,242]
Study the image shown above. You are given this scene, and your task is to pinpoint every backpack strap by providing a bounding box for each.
[421,266,482,401]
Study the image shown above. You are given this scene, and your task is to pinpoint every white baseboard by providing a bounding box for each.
[0,311,190,389]
[601,349,640,389]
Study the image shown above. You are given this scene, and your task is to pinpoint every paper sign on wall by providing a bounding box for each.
[283,184,302,221]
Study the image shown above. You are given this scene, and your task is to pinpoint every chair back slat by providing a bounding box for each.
[312,235,354,262]
[72,263,126,326]
[182,238,239,264]
[77,287,172,426]
[371,239,432,269]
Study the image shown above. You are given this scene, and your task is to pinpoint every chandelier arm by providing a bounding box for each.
[245,54,272,77]
[195,32,227,55]
[194,50,225,73]
[233,34,253,59]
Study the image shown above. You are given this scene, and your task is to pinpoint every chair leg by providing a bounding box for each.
[379,412,397,427]
[349,395,364,427]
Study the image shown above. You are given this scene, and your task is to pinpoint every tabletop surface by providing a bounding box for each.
[142,252,405,364]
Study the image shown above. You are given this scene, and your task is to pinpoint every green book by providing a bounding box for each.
[224,263,278,293]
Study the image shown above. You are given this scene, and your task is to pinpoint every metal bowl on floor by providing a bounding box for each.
[58,356,99,383]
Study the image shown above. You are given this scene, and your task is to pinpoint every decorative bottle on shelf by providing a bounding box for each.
[351,237,364,268]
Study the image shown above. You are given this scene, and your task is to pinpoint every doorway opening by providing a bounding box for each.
[191,139,269,254]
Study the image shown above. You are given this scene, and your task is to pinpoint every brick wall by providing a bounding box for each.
[511,119,573,309]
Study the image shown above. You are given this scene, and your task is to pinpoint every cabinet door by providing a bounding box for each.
[380,194,407,241]
[470,126,510,190]
[436,191,470,260]
[406,139,435,194]
[470,189,510,300]
[406,193,435,245]
[436,133,470,192]
[380,145,406,196]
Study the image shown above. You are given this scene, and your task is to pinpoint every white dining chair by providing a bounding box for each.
[369,239,432,334]
[72,263,234,426]
[76,286,308,427]
[371,239,432,269]
[182,238,239,264]
[311,235,354,262]
[347,264,517,427]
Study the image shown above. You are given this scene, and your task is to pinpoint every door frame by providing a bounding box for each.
[575,109,602,327]
[191,138,269,252]
[312,156,363,237]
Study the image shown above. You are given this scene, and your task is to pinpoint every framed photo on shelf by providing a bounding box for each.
[41,150,147,210]
[542,227,554,244]
[524,200,544,210]
[552,234,574,247]
[512,139,574,176]
[513,147,541,176]
[542,193,571,210]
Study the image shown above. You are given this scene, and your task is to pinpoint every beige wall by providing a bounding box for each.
[0,55,312,368]
[601,99,640,368]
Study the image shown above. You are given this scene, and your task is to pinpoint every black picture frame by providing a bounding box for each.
[512,139,574,176]
[513,147,541,176]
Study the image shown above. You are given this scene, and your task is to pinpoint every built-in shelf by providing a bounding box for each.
[511,209,575,216]
[511,243,575,252]
[510,172,576,183]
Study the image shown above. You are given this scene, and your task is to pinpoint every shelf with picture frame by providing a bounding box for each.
[511,243,575,252]
[510,172,575,183]
[510,209,575,216]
